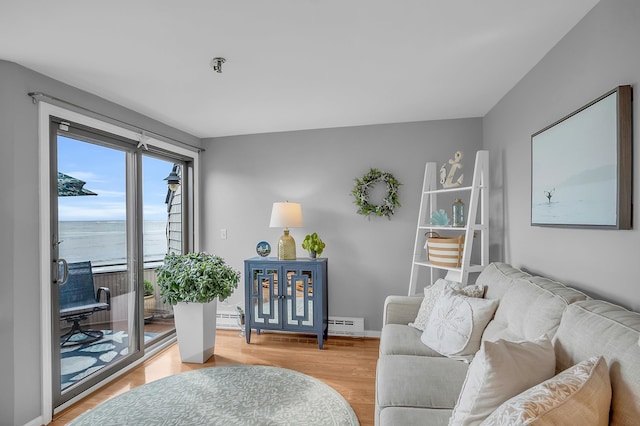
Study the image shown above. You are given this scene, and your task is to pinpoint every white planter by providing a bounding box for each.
[173,300,217,363]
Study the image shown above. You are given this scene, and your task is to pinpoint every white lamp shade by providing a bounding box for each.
[269,202,303,228]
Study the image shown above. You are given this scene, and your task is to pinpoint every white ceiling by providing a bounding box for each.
[1,1,599,139]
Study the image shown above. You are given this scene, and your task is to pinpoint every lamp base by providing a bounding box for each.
[278,229,296,260]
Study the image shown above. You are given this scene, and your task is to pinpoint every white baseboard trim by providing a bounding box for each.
[216,323,381,339]
[24,416,44,426]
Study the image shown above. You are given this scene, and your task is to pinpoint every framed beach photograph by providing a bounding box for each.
[531,85,632,229]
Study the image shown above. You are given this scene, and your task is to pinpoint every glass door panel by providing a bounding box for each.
[52,132,139,407]
[286,268,314,327]
[251,267,279,325]
[141,156,182,343]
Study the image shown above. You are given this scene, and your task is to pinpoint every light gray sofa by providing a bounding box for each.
[376,262,640,425]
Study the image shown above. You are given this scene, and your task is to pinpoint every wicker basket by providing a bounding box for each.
[424,232,464,268]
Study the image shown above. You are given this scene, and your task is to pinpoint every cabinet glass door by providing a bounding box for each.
[285,267,314,327]
[251,267,279,325]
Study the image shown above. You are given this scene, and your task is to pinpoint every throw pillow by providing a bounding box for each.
[480,356,611,426]
[410,280,484,331]
[460,284,485,299]
[409,279,455,330]
[448,337,556,426]
[420,285,498,361]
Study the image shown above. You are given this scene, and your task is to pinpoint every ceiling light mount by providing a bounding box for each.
[210,57,226,73]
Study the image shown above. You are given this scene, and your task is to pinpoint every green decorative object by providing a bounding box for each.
[452,198,465,227]
[156,252,240,305]
[301,232,326,257]
[352,168,401,219]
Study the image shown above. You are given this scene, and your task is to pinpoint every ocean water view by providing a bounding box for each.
[59,220,168,266]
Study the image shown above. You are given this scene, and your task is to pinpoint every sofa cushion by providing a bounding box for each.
[380,324,443,356]
[379,407,451,426]
[475,262,531,300]
[376,355,469,411]
[421,286,499,361]
[481,355,610,426]
[449,337,555,426]
[553,300,640,425]
[482,275,587,344]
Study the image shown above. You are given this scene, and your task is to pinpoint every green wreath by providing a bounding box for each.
[352,168,401,219]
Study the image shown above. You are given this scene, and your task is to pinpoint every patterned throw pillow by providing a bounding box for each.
[480,356,611,426]
[449,337,556,426]
[409,280,484,331]
[460,284,485,299]
[409,279,454,330]
[420,285,498,361]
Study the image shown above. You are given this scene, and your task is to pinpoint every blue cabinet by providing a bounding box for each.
[244,257,328,349]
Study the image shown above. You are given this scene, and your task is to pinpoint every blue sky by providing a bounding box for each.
[57,136,176,221]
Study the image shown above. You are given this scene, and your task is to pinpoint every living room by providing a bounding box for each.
[2,0,640,425]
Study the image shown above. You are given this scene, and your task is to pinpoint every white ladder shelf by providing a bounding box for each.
[408,150,489,296]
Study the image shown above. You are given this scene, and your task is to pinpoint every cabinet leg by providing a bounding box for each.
[245,328,251,344]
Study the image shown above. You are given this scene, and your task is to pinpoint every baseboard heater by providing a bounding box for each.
[216,313,365,337]
[327,316,365,337]
[216,312,242,329]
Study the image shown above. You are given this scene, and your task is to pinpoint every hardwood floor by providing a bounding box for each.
[50,330,380,425]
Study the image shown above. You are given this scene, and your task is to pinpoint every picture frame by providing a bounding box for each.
[531,85,632,229]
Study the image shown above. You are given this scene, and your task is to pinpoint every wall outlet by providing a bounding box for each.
[220,228,227,239]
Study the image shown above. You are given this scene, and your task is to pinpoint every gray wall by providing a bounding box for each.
[0,60,200,426]
[483,0,640,310]
[201,120,483,332]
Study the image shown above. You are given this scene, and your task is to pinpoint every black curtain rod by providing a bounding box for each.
[28,91,204,153]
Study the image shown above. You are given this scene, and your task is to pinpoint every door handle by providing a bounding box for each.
[55,258,69,285]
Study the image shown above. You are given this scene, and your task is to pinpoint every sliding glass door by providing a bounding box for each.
[50,117,189,408]
[141,155,183,342]
[51,120,141,407]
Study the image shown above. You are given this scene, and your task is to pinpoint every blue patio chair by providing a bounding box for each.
[59,261,111,346]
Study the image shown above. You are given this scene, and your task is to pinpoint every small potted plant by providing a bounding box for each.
[301,232,326,258]
[143,279,155,319]
[143,279,155,297]
[156,252,240,363]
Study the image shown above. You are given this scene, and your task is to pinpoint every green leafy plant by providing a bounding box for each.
[301,232,326,257]
[352,168,401,219]
[156,252,240,305]
[143,279,154,296]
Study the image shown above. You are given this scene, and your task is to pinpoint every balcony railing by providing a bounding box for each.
[62,262,173,328]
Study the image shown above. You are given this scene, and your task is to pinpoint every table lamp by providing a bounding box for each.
[269,202,303,260]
